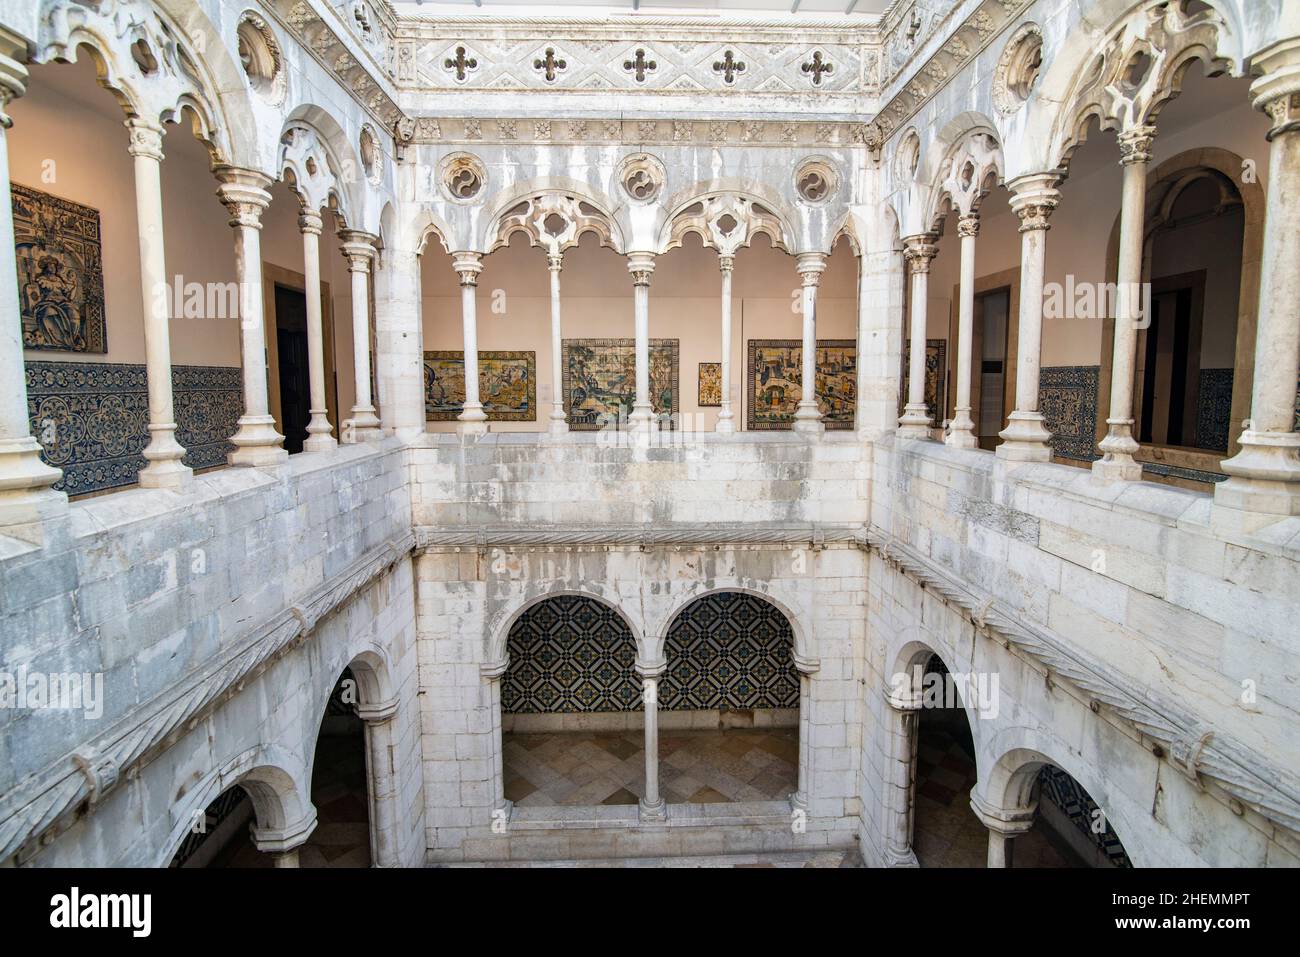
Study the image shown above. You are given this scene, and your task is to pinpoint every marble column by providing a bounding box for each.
[357,697,399,867]
[0,48,64,525]
[898,234,939,439]
[883,684,922,866]
[946,215,980,448]
[481,658,512,827]
[298,211,336,452]
[791,654,820,813]
[547,253,568,434]
[627,252,656,431]
[374,244,425,439]
[338,230,382,442]
[792,252,828,435]
[216,168,287,467]
[453,251,488,436]
[715,254,737,433]
[996,174,1060,462]
[637,659,666,823]
[970,791,1037,868]
[127,119,192,489]
[1094,126,1157,481]
[1216,39,1300,518]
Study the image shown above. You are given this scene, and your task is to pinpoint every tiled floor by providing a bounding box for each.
[502,727,799,807]
[912,725,1075,868]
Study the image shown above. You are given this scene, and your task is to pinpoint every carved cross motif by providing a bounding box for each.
[623,48,657,83]
[713,50,746,84]
[534,48,567,82]
[444,45,476,81]
[801,51,834,86]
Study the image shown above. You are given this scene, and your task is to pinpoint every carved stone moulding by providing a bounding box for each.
[618,152,666,203]
[794,155,839,205]
[438,151,487,203]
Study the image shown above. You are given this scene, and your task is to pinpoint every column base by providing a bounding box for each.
[715,408,736,434]
[303,412,337,452]
[0,435,64,506]
[457,403,489,436]
[1213,431,1300,517]
[347,406,383,443]
[883,845,920,868]
[897,403,933,440]
[995,411,1053,462]
[945,409,977,448]
[228,415,288,467]
[792,401,824,436]
[1092,420,1142,481]
[627,404,657,432]
[138,424,193,490]
[547,411,569,435]
[638,797,667,824]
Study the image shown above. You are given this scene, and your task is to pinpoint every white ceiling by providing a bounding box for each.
[392,0,892,19]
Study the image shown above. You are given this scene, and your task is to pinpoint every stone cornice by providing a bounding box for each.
[405,116,878,148]
[415,523,860,551]
[859,526,1300,840]
[0,531,415,864]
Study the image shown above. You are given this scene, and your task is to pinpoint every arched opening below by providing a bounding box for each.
[299,667,372,866]
[169,785,264,868]
[659,591,800,805]
[500,595,646,807]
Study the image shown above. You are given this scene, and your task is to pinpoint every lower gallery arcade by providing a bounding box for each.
[1,0,1298,871]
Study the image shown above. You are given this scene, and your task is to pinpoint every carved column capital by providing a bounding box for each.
[0,49,28,129]
[1007,173,1062,233]
[969,790,1037,837]
[298,209,323,236]
[214,167,273,230]
[1116,124,1157,166]
[628,251,655,286]
[957,214,980,239]
[717,253,735,274]
[901,234,939,272]
[1249,38,1300,141]
[547,252,563,273]
[796,251,827,286]
[453,250,483,286]
[125,118,164,162]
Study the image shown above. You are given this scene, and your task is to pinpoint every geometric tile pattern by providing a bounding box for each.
[1037,764,1132,868]
[502,596,641,714]
[1195,366,1233,452]
[1039,365,1099,462]
[25,360,243,495]
[501,728,797,807]
[661,592,797,711]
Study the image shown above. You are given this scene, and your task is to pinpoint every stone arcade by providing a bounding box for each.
[0,0,1297,868]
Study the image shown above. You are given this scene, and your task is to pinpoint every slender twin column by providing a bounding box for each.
[627,253,656,431]
[298,211,336,452]
[1093,126,1157,480]
[453,251,488,436]
[882,684,921,866]
[792,253,827,435]
[996,174,1061,462]
[970,791,1037,868]
[338,231,382,442]
[547,253,568,434]
[0,48,64,524]
[898,234,938,438]
[637,659,666,823]
[128,119,192,489]
[1217,39,1300,518]
[216,168,288,467]
[715,254,737,433]
[946,215,980,448]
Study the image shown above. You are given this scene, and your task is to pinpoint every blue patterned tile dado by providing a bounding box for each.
[1195,368,1233,453]
[1038,764,1131,868]
[25,361,243,496]
[1039,365,1099,462]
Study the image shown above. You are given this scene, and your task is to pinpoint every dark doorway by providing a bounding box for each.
[274,283,310,454]
[1139,277,1200,448]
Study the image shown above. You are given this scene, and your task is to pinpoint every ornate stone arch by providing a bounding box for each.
[488,191,620,257]
[279,118,353,225]
[929,128,1003,226]
[652,583,814,671]
[1048,1,1239,174]
[479,176,625,254]
[658,192,794,257]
